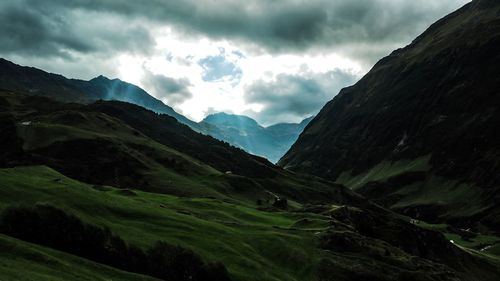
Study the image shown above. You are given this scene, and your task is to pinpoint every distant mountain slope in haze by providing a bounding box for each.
[266,116,314,153]
[201,113,313,163]
[203,112,260,129]
[0,58,199,129]
[280,0,500,231]
[69,75,200,129]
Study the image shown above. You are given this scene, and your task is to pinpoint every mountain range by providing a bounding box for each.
[0,57,310,163]
[201,112,313,163]
[1,0,500,280]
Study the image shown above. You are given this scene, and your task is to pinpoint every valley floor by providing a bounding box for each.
[0,166,499,281]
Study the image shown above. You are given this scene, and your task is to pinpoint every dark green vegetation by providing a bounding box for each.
[201,113,313,163]
[0,90,339,201]
[280,0,500,234]
[0,165,498,281]
[0,204,230,281]
[0,233,159,281]
[0,165,325,281]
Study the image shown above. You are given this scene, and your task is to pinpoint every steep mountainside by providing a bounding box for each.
[280,0,500,231]
[202,113,313,163]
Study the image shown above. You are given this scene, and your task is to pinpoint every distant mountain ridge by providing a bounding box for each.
[203,112,260,128]
[71,75,200,129]
[0,58,309,162]
[201,112,313,163]
[0,58,197,128]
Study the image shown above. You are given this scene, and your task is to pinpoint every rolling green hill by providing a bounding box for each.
[1,165,499,281]
[0,165,325,281]
[1,90,349,204]
[0,233,159,281]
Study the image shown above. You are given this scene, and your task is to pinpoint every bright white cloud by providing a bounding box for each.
[113,28,364,124]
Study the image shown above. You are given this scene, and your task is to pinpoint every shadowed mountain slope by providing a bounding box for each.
[0,89,358,204]
[280,0,500,231]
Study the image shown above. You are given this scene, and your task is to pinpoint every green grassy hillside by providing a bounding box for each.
[0,165,332,281]
[1,91,351,205]
[337,156,500,233]
[0,234,159,281]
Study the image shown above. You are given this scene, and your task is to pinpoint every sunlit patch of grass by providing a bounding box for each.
[335,155,431,190]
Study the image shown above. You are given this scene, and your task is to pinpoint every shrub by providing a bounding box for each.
[272,198,288,209]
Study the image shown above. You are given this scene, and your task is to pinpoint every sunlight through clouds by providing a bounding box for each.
[0,0,470,125]
[124,27,365,124]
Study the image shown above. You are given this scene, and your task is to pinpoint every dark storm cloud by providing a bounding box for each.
[0,3,93,57]
[0,0,469,122]
[0,0,155,59]
[141,69,193,106]
[0,0,468,64]
[244,70,358,125]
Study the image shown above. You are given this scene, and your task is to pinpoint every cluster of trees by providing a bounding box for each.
[0,204,231,281]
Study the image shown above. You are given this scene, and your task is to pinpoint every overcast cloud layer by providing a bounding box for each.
[0,0,470,125]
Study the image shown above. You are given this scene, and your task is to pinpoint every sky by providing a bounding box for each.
[0,0,470,126]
